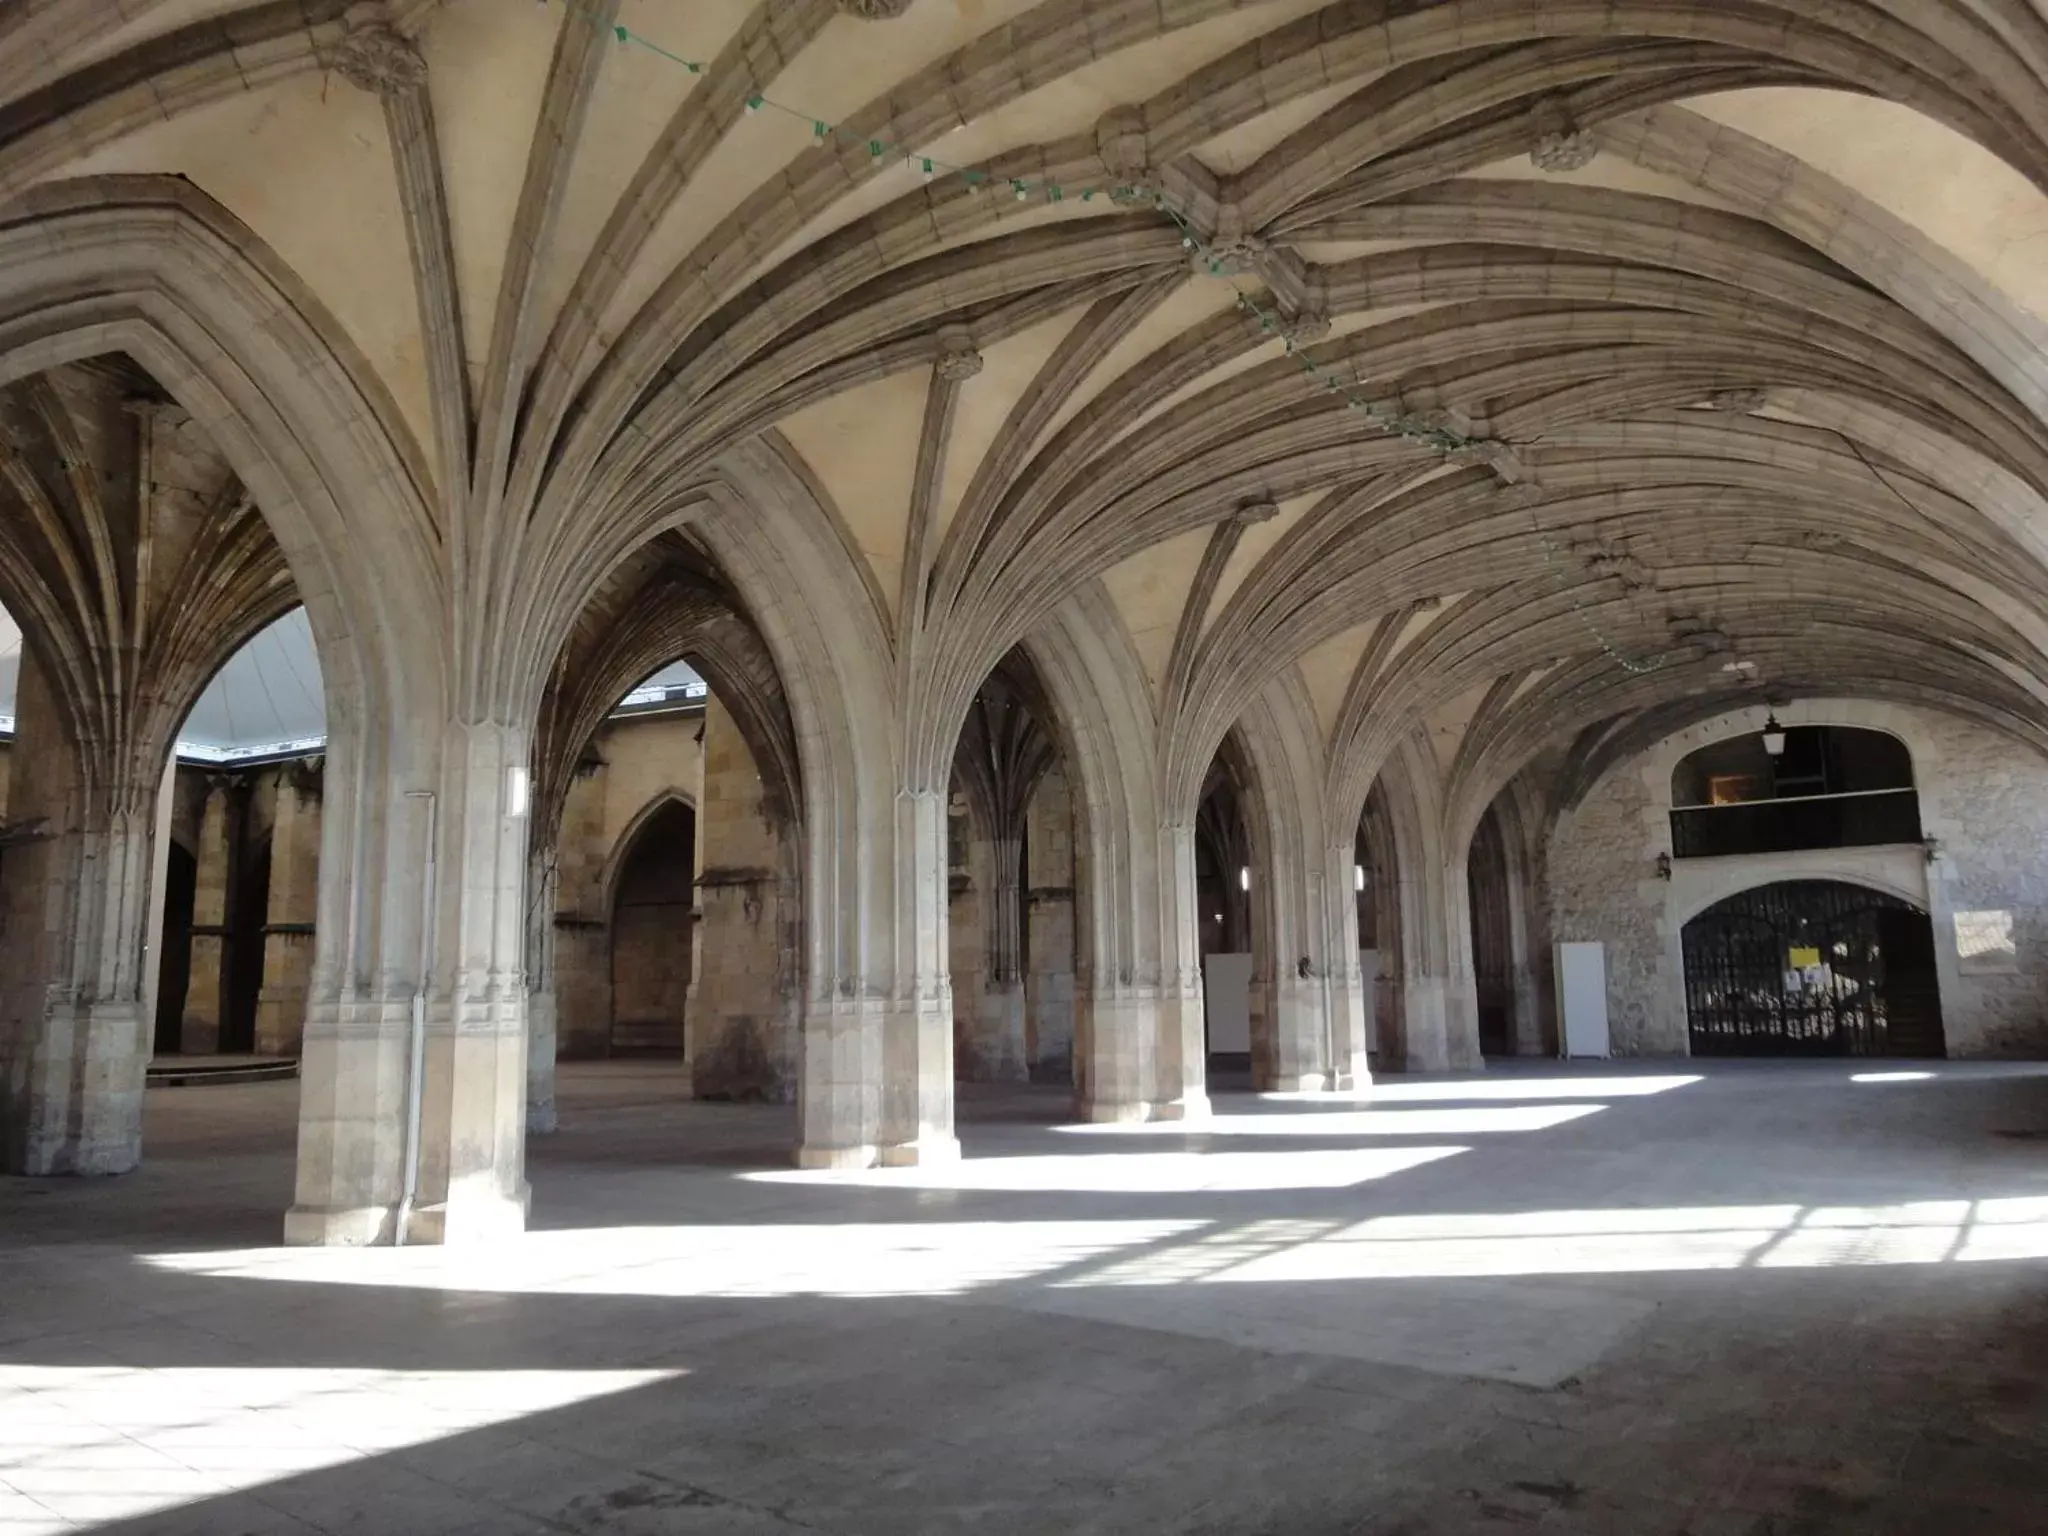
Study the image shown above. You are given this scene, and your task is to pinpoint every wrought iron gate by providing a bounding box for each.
[1681,881,1945,1057]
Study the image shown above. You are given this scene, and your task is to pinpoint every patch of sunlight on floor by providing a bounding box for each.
[1852,1070,1936,1083]
[145,1220,1214,1298]
[1261,1074,1702,1103]
[139,1199,2048,1314]
[1053,1105,1601,1136]
[0,1366,675,1533]
[1186,1197,2048,1283]
[749,1144,1468,1190]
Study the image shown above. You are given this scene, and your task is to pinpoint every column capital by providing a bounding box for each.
[935,327,984,382]
[325,19,426,96]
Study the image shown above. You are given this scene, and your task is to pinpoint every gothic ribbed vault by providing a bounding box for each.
[5,0,2048,1234]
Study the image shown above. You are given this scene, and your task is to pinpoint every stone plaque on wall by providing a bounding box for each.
[1954,910,2019,974]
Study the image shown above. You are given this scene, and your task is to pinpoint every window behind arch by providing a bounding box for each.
[1670,726,1920,858]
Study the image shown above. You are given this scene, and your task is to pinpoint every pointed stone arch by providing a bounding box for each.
[0,177,445,1194]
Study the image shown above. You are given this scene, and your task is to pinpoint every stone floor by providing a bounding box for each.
[3,1059,2047,1535]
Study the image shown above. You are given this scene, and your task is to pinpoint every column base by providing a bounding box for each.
[1077,1095,1152,1125]
[414,1183,532,1245]
[284,1183,532,1247]
[1153,1089,1211,1125]
[879,1134,961,1167]
[7,1141,142,1178]
[1266,1073,1329,1094]
[526,1096,558,1135]
[795,1142,879,1171]
[283,1202,396,1247]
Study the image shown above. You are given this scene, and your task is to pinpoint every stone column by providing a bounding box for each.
[1024,766,1076,1083]
[0,648,157,1175]
[1154,820,1209,1120]
[550,764,613,1061]
[1509,850,1556,1058]
[1402,977,1453,1070]
[1265,965,1330,1090]
[1076,820,1195,1125]
[690,697,799,1101]
[523,849,559,1133]
[946,813,987,1073]
[1322,840,1372,1090]
[1442,857,1486,1071]
[958,829,1028,1081]
[286,721,532,1246]
[1252,847,1335,1094]
[181,778,233,1055]
[254,761,320,1057]
[879,785,958,1163]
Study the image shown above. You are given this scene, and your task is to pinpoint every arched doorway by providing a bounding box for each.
[1681,880,1944,1057]
[152,842,198,1055]
[1467,807,1514,1057]
[609,798,697,1057]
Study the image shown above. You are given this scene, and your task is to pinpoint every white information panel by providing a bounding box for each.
[1556,941,1611,1059]
[1203,952,1254,1053]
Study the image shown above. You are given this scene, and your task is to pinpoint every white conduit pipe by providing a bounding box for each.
[395,790,438,1247]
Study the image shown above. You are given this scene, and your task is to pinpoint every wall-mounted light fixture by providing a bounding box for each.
[1354,863,1366,892]
[1922,835,1941,865]
[1239,865,1250,892]
[1655,851,1672,880]
[1761,710,1786,757]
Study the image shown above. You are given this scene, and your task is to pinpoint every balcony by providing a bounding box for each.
[1670,787,1922,860]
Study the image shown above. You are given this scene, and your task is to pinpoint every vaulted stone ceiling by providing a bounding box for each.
[8,0,2048,821]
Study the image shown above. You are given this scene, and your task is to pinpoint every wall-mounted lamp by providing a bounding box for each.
[1239,865,1251,892]
[1655,851,1672,881]
[1761,711,1786,758]
[1922,835,1941,865]
[1354,863,1366,892]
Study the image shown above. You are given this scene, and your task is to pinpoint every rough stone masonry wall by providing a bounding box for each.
[1547,765,1672,1055]
[1549,702,2048,1058]
[689,697,798,1100]
[1917,716,2048,1055]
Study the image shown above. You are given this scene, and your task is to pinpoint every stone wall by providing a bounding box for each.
[253,766,321,1056]
[552,710,705,1058]
[1550,700,2048,1058]
[1024,766,1077,1083]
[1548,762,1671,1053]
[688,697,797,1100]
[1916,717,2048,1055]
[608,801,695,1055]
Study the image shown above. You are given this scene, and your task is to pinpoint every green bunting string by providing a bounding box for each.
[535,0,1663,674]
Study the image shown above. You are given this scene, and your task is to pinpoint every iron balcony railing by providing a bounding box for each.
[1670,786,1922,860]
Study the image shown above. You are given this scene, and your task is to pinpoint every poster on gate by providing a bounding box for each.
[1784,945,1828,996]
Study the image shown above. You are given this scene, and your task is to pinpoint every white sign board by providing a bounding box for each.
[1556,942,1610,1059]
[1203,952,1254,1053]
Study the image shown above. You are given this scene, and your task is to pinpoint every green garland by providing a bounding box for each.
[534,0,1667,673]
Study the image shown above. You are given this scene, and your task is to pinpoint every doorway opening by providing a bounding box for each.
[1681,880,1944,1057]
[152,842,198,1054]
[609,797,696,1057]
